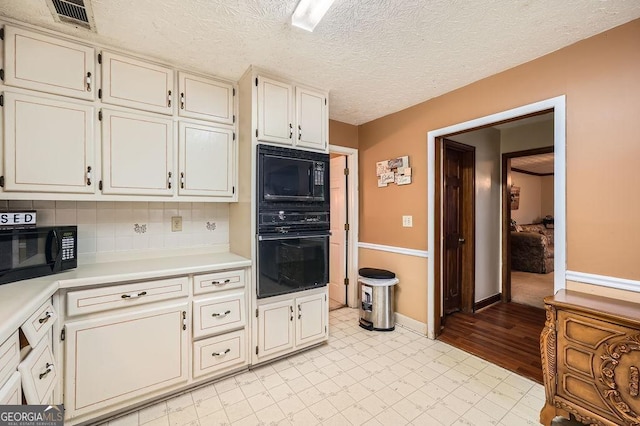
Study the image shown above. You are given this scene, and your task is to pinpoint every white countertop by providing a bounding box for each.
[0,250,251,345]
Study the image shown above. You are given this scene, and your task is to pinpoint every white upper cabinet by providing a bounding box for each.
[2,91,95,193]
[3,26,95,101]
[101,109,174,196]
[256,75,327,151]
[100,51,174,115]
[257,76,294,145]
[178,122,235,197]
[178,72,235,125]
[295,87,327,151]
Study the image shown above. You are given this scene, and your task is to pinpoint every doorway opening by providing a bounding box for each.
[427,96,566,340]
[502,146,555,310]
[328,145,359,311]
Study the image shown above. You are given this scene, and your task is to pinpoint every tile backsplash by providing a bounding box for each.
[0,201,229,255]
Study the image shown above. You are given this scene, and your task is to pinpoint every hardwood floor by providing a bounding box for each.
[437,302,545,383]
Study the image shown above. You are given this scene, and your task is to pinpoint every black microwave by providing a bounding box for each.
[0,226,78,285]
[257,144,329,208]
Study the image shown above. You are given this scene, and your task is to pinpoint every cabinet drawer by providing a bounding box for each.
[0,332,20,387]
[193,270,245,295]
[0,372,22,405]
[18,341,57,404]
[193,292,245,339]
[21,300,57,347]
[193,330,246,378]
[67,277,189,316]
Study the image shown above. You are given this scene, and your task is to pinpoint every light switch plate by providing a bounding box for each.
[171,216,182,232]
[402,215,413,227]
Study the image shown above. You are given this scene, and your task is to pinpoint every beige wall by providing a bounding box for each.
[329,119,358,149]
[541,175,554,217]
[353,19,640,321]
[500,120,554,154]
[511,171,543,224]
[359,248,428,323]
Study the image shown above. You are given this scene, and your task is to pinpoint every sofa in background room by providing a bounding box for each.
[511,223,554,274]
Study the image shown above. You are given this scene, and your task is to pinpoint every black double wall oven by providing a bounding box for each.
[256,144,330,299]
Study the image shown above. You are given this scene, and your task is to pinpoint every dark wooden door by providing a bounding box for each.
[444,146,465,314]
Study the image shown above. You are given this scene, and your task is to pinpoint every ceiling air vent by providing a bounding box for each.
[46,0,96,31]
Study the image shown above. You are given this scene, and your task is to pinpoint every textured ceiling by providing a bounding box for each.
[1,1,639,125]
[512,153,554,175]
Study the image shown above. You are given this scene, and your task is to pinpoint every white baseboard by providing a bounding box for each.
[394,312,428,336]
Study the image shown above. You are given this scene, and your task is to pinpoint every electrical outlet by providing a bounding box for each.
[171,216,182,232]
[402,215,413,227]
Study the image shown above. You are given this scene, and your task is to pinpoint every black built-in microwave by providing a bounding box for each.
[257,144,329,210]
[0,225,78,285]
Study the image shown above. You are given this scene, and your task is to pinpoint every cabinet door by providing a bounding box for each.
[0,372,21,405]
[64,302,189,419]
[3,92,95,193]
[101,51,174,115]
[295,87,327,151]
[257,299,294,359]
[257,76,294,145]
[101,109,174,195]
[3,26,95,100]
[178,72,234,125]
[178,122,234,197]
[296,292,327,346]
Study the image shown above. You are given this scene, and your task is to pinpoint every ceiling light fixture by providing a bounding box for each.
[291,0,336,32]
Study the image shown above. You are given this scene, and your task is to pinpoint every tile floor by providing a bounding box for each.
[104,308,545,426]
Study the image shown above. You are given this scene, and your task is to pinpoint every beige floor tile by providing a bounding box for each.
[138,402,168,424]
[98,308,547,426]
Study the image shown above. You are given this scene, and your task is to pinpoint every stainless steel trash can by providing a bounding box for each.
[358,268,399,331]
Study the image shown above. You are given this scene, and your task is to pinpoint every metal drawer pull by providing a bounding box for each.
[212,310,231,318]
[86,72,92,91]
[39,312,52,324]
[121,291,148,299]
[39,363,53,380]
[212,348,231,357]
[167,90,172,107]
[180,92,185,109]
[212,279,231,286]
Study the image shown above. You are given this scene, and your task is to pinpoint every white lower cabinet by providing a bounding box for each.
[256,290,327,362]
[0,372,22,405]
[63,302,189,420]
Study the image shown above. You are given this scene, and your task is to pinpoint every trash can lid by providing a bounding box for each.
[358,268,395,279]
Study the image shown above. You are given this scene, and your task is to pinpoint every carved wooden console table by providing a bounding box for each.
[540,290,640,425]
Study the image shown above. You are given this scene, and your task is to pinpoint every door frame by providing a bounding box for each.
[329,144,359,308]
[440,139,476,318]
[427,96,566,339]
[501,146,555,303]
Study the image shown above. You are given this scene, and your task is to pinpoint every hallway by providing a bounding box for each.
[437,302,546,383]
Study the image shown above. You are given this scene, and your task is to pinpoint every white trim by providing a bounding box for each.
[565,271,640,293]
[358,242,429,258]
[394,312,427,335]
[427,95,567,340]
[329,144,359,309]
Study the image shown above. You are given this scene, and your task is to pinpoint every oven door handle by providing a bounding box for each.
[258,232,330,241]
